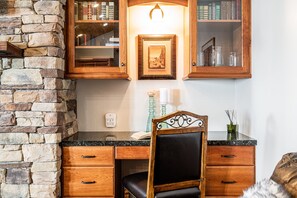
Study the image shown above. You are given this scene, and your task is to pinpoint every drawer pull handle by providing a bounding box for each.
[81,181,96,184]
[81,155,96,158]
[221,154,236,158]
[221,180,237,184]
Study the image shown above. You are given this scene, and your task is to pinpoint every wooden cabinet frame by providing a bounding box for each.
[66,0,129,79]
[185,0,251,79]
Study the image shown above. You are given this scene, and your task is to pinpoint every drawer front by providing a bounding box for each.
[63,146,114,166]
[207,146,255,166]
[63,167,114,197]
[206,166,255,196]
[115,146,150,159]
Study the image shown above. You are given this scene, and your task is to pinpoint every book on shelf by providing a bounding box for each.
[82,2,88,20]
[105,42,119,47]
[91,2,97,20]
[109,2,114,20]
[109,37,119,42]
[215,3,221,20]
[74,2,78,21]
[198,0,240,20]
[131,131,151,140]
[87,2,93,20]
[101,2,107,20]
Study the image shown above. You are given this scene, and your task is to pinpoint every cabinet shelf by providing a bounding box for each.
[75,46,119,49]
[198,19,241,23]
[75,20,119,24]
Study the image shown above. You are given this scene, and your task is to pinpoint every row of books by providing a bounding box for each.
[198,0,241,20]
[75,1,115,21]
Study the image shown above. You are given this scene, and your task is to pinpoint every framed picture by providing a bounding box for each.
[138,34,176,79]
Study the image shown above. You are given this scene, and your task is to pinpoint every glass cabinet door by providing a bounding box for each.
[67,0,129,79]
[187,0,251,79]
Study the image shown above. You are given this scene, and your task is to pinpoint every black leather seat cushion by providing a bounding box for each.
[123,172,201,198]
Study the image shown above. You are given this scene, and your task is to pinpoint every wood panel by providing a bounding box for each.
[207,146,255,166]
[63,167,114,197]
[0,41,23,58]
[206,166,254,196]
[63,146,114,166]
[115,146,150,159]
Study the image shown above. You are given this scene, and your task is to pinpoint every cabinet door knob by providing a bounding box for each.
[121,62,125,66]
[81,181,96,184]
[221,180,237,184]
[221,154,236,158]
[81,155,96,158]
[192,62,196,66]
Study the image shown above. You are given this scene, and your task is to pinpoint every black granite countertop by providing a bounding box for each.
[61,131,257,146]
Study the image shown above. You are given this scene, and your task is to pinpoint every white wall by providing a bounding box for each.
[77,5,236,132]
[236,0,297,180]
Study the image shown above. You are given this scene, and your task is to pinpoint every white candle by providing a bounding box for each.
[159,88,168,105]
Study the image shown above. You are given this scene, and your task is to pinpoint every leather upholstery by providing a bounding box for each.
[123,172,147,198]
[123,172,201,198]
[154,133,202,185]
[271,152,297,197]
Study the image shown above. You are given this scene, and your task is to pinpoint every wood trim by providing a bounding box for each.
[128,0,188,7]
[120,0,128,74]
[242,0,252,75]
[189,0,197,69]
[66,0,75,75]
[154,180,201,193]
[0,41,23,58]
[115,146,150,159]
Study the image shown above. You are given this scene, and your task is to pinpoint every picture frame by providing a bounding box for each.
[138,34,176,80]
[201,37,215,66]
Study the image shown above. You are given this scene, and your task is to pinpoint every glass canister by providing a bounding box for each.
[146,91,156,132]
[215,46,223,66]
[229,52,237,66]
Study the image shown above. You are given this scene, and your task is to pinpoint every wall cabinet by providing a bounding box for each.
[184,0,251,79]
[66,0,129,79]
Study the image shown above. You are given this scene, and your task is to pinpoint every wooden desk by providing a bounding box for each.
[62,131,257,198]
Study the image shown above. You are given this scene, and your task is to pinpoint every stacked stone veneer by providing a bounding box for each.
[0,0,78,197]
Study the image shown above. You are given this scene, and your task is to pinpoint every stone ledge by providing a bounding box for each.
[0,162,32,169]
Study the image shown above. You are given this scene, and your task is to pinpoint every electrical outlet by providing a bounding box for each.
[105,113,116,128]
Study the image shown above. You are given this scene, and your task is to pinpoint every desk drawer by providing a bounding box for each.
[63,167,114,197]
[63,146,114,166]
[207,146,255,166]
[115,146,150,159]
[206,166,254,196]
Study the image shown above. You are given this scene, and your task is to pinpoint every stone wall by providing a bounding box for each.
[0,0,78,197]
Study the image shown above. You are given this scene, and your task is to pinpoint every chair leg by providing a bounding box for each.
[124,188,137,198]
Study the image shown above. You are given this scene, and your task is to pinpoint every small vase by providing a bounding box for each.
[146,92,156,132]
[227,124,237,133]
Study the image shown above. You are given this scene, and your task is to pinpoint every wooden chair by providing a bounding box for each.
[123,110,208,198]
